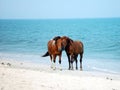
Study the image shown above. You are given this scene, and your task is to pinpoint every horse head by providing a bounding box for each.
[52,36,73,52]
[61,36,73,50]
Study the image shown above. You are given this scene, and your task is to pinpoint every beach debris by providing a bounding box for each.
[1,87,4,90]
[106,77,109,79]
[1,62,11,67]
[106,77,113,81]
[2,73,5,76]
[1,62,4,65]
[7,63,11,66]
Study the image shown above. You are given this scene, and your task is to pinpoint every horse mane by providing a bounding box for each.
[67,38,73,48]
[53,36,61,41]
[68,38,73,43]
[53,36,61,44]
[64,36,73,44]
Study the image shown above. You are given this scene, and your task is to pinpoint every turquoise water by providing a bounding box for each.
[0,18,120,73]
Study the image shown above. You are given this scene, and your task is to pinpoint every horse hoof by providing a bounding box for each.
[51,66,53,69]
[80,68,83,71]
[53,67,56,70]
[70,68,74,70]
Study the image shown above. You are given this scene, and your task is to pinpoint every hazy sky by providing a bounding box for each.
[0,0,120,19]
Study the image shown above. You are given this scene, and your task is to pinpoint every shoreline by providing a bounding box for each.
[0,59,120,90]
[0,52,120,75]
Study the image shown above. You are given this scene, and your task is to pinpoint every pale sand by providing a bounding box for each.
[0,60,120,90]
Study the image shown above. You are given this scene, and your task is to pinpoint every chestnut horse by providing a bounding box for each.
[61,36,84,70]
[42,36,63,70]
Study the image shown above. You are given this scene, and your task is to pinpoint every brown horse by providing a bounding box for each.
[60,36,84,70]
[42,36,63,70]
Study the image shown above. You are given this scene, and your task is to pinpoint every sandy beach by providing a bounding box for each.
[0,60,120,90]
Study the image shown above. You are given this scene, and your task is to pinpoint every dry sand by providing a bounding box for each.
[0,60,120,90]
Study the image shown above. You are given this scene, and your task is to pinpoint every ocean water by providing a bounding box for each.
[0,18,120,74]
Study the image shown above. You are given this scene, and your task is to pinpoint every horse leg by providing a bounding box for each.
[50,55,53,68]
[75,55,78,70]
[53,55,56,70]
[70,55,74,70]
[66,53,71,70]
[59,54,62,71]
[70,61,74,70]
[80,54,83,71]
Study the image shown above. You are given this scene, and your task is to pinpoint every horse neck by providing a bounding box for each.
[65,40,74,52]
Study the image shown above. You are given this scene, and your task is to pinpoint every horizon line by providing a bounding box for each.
[0,17,120,20]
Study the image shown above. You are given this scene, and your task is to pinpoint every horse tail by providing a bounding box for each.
[42,51,49,57]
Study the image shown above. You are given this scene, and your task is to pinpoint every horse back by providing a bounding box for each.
[73,41,84,54]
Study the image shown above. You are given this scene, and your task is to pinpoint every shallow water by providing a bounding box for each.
[0,18,120,74]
